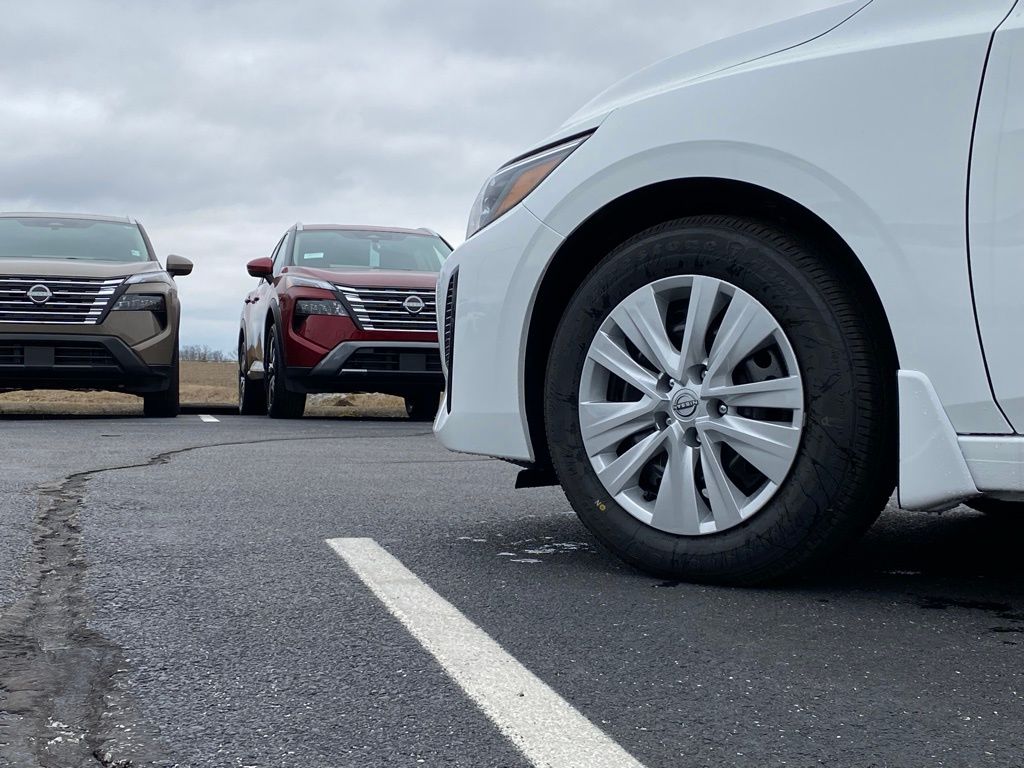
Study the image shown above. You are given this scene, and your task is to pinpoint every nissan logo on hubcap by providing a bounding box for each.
[403,295,425,314]
[26,284,52,305]
[671,389,700,419]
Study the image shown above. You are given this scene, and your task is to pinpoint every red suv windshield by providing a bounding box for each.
[292,230,449,273]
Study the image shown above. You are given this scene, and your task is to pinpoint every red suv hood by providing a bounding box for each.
[283,266,438,289]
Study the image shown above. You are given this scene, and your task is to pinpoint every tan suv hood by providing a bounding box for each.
[0,258,162,279]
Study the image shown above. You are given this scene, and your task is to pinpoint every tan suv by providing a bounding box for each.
[0,213,192,417]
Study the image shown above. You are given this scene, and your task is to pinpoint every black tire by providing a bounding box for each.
[238,338,267,415]
[544,215,896,585]
[265,324,306,419]
[966,498,1024,517]
[405,392,440,422]
[143,350,180,418]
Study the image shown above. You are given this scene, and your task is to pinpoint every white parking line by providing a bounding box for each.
[326,537,646,768]
[198,414,220,423]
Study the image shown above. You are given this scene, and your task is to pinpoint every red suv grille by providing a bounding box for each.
[343,348,442,373]
[335,285,437,332]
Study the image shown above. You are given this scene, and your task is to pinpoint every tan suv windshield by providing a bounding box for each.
[0,217,150,262]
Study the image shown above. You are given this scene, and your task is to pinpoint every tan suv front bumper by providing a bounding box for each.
[0,284,180,395]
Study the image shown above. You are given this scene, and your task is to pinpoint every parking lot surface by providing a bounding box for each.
[0,414,1022,767]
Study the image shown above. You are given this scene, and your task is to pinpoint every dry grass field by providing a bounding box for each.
[0,361,408,418]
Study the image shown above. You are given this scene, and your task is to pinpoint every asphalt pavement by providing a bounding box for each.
[0,412,1022,767]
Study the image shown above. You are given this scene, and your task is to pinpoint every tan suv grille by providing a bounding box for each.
[0,276,124,325]
[335,285,437,332]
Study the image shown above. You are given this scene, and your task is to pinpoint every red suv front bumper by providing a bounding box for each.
[280,286,443,398]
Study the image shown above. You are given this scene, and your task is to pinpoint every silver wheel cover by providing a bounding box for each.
[579,275,804,536]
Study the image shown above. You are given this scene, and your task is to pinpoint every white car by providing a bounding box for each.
[435,0,1024,583]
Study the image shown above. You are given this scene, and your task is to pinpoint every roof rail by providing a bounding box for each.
[0,211,135,224]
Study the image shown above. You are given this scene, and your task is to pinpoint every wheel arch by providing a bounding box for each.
[238,326,249,376]
[264,300,285,355]
[264,300,282,334]
[523,177,899,468]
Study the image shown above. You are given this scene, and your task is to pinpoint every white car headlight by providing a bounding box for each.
[467,133,591,238]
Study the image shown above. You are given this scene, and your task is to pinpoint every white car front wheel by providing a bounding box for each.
[545,216,895,584]
[577,274,804,537]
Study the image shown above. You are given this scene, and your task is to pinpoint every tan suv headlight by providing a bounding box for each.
[466,133,591,238]
[112,294,165,312]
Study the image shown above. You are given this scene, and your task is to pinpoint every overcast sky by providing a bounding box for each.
[0,0,837,349]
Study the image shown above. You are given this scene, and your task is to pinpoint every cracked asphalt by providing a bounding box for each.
[0,413,1022,767]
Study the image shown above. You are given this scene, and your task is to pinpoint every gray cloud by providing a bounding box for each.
[0,0,838,349]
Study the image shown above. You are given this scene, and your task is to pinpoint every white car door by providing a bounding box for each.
[969,2,1024,431]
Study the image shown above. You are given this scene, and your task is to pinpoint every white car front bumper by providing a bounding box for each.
[434,204,564,462]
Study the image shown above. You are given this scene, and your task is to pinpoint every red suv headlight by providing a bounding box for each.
[295,298,348,318]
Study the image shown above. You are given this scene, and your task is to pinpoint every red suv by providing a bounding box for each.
[238,224,450,419]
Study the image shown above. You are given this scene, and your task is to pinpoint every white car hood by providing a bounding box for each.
[557,0,872,136]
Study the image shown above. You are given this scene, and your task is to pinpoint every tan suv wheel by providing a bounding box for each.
[143,352,180,418]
